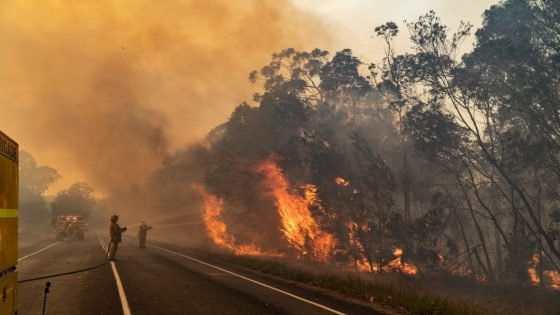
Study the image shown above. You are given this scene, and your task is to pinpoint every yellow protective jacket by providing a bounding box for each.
[110,221,124,243]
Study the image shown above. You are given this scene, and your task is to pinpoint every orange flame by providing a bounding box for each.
[355,259,373,272]
[193,183,282,257]
[387,247,418,275]
[545,270,560,290]
[347,221,373,272]
[255,158,335,262]
[335,177,350,187]
[528,254,539,285]
[528,253,560,290]
[346,222,418,275]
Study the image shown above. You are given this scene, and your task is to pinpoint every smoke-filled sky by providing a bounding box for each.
[0,0,497,195]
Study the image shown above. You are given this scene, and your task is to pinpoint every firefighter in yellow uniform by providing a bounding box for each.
[108,214,127,261]
[138,220,153,248]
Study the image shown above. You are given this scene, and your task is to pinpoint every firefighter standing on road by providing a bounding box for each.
[138,220,153,249]
[108,214,127,261]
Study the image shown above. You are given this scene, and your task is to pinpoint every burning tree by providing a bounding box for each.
[147,0,560,290]
[179,47,415,271]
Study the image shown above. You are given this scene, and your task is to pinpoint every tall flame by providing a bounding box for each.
[193,183,281,257]
[254,158,335,262]
[194,159,421,276]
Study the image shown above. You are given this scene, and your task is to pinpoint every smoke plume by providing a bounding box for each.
[0,0,330,194]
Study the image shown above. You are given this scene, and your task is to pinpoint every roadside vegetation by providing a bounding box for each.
[214,253,500,315]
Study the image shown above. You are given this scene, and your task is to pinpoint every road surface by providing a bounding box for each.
[17,233,383,315]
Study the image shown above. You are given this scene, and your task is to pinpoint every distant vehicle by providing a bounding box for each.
[55,215,89,241]
[0,131,18,315]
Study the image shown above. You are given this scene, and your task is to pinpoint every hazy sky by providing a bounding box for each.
[0,0,499,195]
[295,0,500,61]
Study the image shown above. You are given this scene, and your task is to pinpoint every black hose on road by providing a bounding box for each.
[17,259,108,283]
[18,239,112,283]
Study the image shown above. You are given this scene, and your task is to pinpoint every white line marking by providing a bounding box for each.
[97,233,132,315]
[152,245,346,315]
[110,262,132,315]
[18,241,62,262]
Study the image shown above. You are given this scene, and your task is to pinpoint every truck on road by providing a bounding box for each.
[0,130,18,315]
[55,215,89,241]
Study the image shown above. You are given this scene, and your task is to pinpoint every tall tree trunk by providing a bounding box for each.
[536,183,544,286]
[455,211,476,278]
[446,187,477,278]
[457,176,495,282]
[495,224,503,282]
[403,149,411,224]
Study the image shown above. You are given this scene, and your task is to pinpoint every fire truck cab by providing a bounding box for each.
[0,131,18,315]
[55,215,88,241]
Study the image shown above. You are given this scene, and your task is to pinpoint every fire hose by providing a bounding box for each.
[17,242,112,283]
[17,232,143,283]
[17,259,108,283]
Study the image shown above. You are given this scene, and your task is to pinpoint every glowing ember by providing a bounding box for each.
[193,183,282,257]
[255,158,335,262]
[335,177,350,187]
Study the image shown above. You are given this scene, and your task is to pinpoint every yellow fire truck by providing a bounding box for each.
[0,131,18,315]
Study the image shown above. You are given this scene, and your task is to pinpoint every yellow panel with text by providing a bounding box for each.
[0,130,18,272]
[0,272,16,315]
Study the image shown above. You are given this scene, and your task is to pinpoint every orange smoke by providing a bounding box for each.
[192,183,281,257]
[0,0,330,195]
[254,157,335,262]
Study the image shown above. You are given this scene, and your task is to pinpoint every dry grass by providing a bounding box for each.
[213,254,501,315]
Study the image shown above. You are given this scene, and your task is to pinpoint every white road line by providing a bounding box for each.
[152,245,347,315]
[98,233,108,252]
[97,233,132,315]
[110,262,132,315]
[18,241,62,262]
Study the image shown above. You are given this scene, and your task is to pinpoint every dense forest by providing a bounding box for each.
[145,0,560,289]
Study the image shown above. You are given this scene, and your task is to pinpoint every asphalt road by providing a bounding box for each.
[16,233,382,315]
